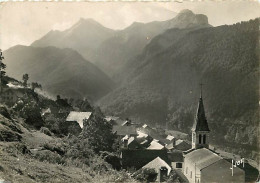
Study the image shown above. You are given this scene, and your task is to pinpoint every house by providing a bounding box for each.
[142,157,172,175]
[166,135,175,141]
[121,136,142,149]
[168,150,184,170]
[105,116,125,126]
[104,116,120,123]
[66,111,92,128]
[147,140,165,150]
[113,125,137,138]
[141,157,172,182]
[183,94,245,183]
[121,149,169,170]
[174,139,192,151]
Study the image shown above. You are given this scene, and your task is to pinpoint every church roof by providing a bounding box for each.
[185,148,222,170]
[192,96,210,132]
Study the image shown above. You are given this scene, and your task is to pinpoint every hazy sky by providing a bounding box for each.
[0,1,259,50]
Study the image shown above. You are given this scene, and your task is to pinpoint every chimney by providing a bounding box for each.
[159,166,168,182]
[123,139,128,148]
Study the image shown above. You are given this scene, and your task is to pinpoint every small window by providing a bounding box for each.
[190,171,192,178]
[176,163,182,168]
[199,134,202,144]
[203,134,206,144]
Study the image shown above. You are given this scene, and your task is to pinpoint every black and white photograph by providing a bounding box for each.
[0,1,259,182]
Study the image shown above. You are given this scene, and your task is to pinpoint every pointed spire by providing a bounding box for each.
[192,85,210,132]
[200,83,204,98]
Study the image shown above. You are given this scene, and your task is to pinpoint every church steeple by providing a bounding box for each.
[192,84,210,149]
[192,96,210,132]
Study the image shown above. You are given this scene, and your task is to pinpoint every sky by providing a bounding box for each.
[0,1,259,50]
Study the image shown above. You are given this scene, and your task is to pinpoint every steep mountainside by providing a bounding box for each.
[31,18,116,63]
[94,10,210,78]
[31,10,210,78]
[98,19,259,159]
[4,45,114,101]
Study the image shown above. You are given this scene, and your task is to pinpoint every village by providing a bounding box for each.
[0,76,257,183]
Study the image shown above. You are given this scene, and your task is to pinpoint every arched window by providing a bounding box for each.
[199,134,202,144]
[203,134,206,144]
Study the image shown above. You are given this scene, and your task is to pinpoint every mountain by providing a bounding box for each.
[31,18,116,62]
[98,19,259,159]
[91,9,210,78]
[4,45,114,101]
[31,10,210,79]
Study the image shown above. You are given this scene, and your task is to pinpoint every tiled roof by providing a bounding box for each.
[175,140,192,151]
[121,149,169,169]
[166,135,175,141]
[66,111,92,128]
[113,125,137,136]
[142,157,172,175]
[137,130,148,138]
[167,150,184,162]
[105,116,119,121]
[185,148,222,170]
[147,140,165,150]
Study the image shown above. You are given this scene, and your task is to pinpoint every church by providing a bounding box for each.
[183,91,245,183]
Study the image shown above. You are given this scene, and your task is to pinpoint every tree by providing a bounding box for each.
[22,73,29,87]
[31,82,42,91]
[56,95,61,100]
[81,107,116,153]
[0,49,6,92]
[0,49,6,77]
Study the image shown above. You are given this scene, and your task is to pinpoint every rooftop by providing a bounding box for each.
[142,157,171,175]
[185,148,222,170]
[66,111,92,128]
[147,140,165,150]
[113,125,137,136]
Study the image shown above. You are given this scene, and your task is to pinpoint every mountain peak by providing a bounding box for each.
[174,9,208,25]
[179,9,194,15]
[73,17,104,28]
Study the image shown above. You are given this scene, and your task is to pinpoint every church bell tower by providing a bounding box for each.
[192,84,210,149]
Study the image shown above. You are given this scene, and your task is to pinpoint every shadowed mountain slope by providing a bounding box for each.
[31,10,210,78]
[4,45,114,101]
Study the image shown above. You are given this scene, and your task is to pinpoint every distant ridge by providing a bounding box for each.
[31,10,210,78]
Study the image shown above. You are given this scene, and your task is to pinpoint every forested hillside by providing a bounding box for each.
[98,19,259,160]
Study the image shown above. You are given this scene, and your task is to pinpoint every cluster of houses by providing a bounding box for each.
[0,81,255,182]
[63,94,248,183]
